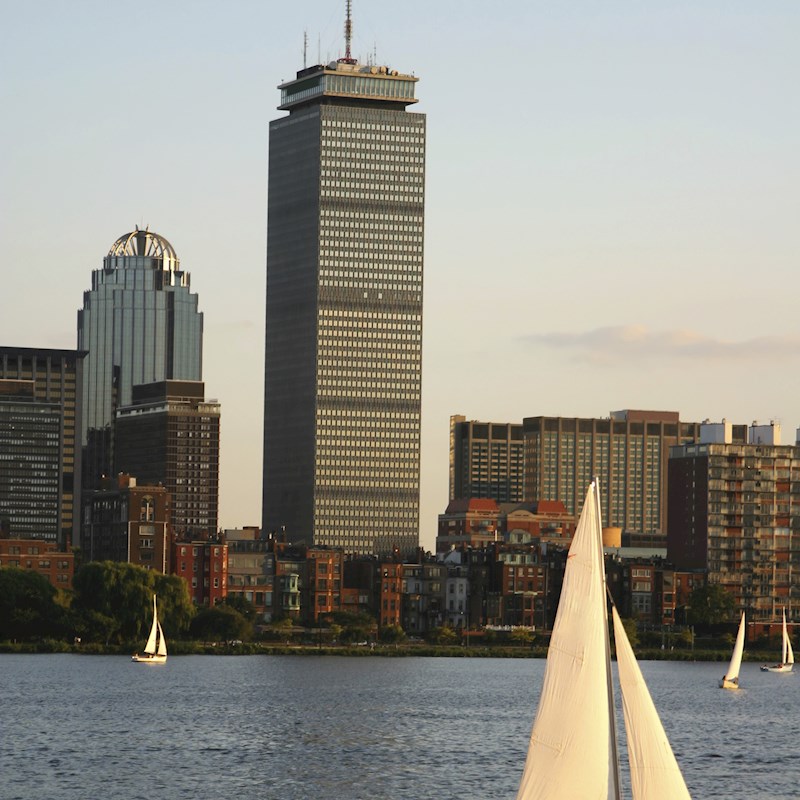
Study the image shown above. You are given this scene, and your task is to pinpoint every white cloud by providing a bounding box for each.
[525,325,800,364]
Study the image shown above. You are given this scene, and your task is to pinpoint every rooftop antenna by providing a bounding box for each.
[340,0,356,64]
[303,30,308,69]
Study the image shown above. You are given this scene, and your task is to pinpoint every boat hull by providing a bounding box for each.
[719,677,739,690]
[760,664,792,673]
[131,654,167,663]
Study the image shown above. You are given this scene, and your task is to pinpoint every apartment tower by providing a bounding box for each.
[262,10,425,556]
[523,410,701,541]
[449,415,525,503]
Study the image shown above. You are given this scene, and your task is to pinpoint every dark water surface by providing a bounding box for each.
[0,654,797,799]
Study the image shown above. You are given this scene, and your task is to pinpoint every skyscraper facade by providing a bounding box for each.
[262,42,425,556]
[77,228,203,487]
[523,410,701,539]
[449,415,525,503]
[0,347,86,546]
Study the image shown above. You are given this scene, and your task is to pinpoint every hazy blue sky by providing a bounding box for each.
[2,1,798,551]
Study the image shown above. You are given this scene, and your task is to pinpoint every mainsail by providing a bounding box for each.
[782,609,794,666]
[516,482,610,800]
[721,612,746,686]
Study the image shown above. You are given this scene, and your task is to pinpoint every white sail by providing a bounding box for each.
[516,482,610,800]
[722,612,746,685]
[143,596,159,655]
[612,606,691,800]
[780,609,791,665]
[157,622,167,657]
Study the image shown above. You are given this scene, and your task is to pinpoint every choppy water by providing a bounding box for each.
[0,654,797,799]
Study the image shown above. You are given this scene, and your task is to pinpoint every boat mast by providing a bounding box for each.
[596,479,622,800]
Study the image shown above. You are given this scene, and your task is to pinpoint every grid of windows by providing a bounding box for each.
[264,70,425,557]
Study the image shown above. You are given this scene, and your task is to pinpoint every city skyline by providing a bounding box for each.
[2,2,798,551]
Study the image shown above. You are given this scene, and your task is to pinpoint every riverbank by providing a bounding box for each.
[0,638,781,662]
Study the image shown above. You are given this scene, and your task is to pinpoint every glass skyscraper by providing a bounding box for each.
[77,228,203,487]
[262,49,425,556]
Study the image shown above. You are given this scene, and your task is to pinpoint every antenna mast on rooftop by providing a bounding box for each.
[341,0,356,63]
[303,30,308,68]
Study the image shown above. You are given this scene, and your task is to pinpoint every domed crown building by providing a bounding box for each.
[78,227,203,487]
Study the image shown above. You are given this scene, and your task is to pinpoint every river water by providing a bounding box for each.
[0,654,797,799]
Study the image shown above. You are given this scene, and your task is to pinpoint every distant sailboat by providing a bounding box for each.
[132,595,167,663]
[720,612,745,689]
[760,607,794,673]
[515,481,691,800]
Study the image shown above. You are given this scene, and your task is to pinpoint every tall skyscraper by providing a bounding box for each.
[0,347,86,546]
[77,228,203,487]
[262,14,425,556]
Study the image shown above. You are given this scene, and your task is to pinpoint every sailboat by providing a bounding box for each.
[760,607,794,673]
[131,594,167,663]
[516,481,691,800]
[719,611,745,689]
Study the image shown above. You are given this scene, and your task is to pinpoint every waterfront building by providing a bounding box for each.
[224,527,274,621]
[82,474,170,572]
[0,532,75,590]
[78,228,203,488]
[172,535,227,606]
[523,410,702,541]
[262,14,425,557]
[436,498,499,552]
[667,422,800,624]
[449,416,525,503]
[0,347,86,546]
[115,381,220,539]
[402,562,445,634]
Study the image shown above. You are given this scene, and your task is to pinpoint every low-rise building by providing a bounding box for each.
[0,533,75,590]
[82,474,170,572]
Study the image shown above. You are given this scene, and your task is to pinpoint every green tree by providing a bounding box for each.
[617,616,639,649]
[0,567,66,641]
[379,624,406,644]
[190,605,251,642]
[72,561,193,643]
[510,628,534,646]
[687,583,736,626]
[221,593,257,622]
[428,625,457,645]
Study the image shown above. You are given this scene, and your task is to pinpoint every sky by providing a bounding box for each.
[2,1,799,552]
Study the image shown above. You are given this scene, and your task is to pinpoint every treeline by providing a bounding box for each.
[0,562,255,645]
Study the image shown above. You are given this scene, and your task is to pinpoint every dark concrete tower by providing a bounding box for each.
[262,10,425,556]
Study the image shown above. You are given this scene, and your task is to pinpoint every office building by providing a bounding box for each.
[115,380,220,539]
[523,410,701,539]
[0,347,85,546]
[262,17,425,556]
[77,228,203,487]
[667,422,800,623]
[449,415,524,503]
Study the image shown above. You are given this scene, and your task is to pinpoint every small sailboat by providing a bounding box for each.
[719,611,745,689]
[760,607,794,673]
[516,481,691,800]
[132,594,167,663]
